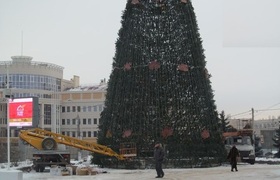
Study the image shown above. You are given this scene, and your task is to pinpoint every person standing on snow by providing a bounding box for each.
[154,142,165,178]
[227,145,240,172]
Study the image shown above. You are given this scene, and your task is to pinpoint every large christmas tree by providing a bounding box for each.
[97,0,225,167]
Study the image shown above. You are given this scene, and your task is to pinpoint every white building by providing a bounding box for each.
[59,82,107,158]
[0,55,106,161]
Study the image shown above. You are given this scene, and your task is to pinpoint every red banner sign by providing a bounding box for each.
[9,98,33,127]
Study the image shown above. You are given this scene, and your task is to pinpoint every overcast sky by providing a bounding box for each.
[1,0,280,120]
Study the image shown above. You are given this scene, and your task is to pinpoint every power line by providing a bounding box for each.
[254,102,280,117]
[230,106,280,119]
[256,108,280,112]
[266,102,280,109]
[230,110,251,118]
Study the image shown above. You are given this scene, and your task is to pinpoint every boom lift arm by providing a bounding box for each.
[19,128,124,160]
[223,129,253,138]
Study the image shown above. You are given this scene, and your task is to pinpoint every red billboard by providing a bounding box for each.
[9,98,33,127]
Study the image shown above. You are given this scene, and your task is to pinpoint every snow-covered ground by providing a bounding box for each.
[1,158,280,180]
[21,163,280,180]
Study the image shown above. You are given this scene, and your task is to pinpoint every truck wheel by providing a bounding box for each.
[249,159,255,165]
[39,166,45,172]
[35,165,39,172]
[42,137,57,150]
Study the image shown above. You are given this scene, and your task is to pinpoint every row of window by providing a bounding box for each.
[0,74,61,91]
[61,131,98,138]
[0,117,98,126]
[61,105,104,113]
[255,123,279,129]
[61,118,99,125]
[2,93,58,99]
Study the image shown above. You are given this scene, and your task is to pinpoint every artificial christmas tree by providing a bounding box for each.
[97,0,225,167]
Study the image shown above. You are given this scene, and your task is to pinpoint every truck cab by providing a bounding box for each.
[224,135,255,164]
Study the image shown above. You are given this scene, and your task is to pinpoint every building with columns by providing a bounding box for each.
[0,55,106,161]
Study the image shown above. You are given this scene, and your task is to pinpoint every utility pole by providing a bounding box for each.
[5,65,11,170]
[76,114,82,161]
[252,108,255,150]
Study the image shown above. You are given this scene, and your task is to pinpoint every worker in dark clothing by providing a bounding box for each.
[227,145,240,172]
[154,142,165,178]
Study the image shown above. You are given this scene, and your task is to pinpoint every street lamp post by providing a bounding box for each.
[76,114,82,161]
[5,65,11,170]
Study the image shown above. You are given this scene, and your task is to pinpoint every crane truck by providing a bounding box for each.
[19,128,135,172]
[223,129,255,165]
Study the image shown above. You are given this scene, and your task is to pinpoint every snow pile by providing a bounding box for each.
[0,159,33,171]
[68,83,107,92]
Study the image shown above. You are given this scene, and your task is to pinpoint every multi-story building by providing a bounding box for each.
[0,55,106,161]
[59,81,106,159]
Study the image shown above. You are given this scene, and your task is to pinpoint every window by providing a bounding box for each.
[67,119,70,125]
[72,132,76,137]
[72,119,76,125]
[72,106,76,112]
[62,119,65,125]
[88,118,91,124]
[82,106,87,112]
[88,106,92,112]
[62,106,65,113]
[67,106,70,112]
[62,131,65,135]
[99,105,103,112]
[14,129,19,137]
[94,131,97,137]
[94,118,97,124]
[83,118,87,125]
[77,106,81,112]
[88,131,91,137]
[83,131,86,137]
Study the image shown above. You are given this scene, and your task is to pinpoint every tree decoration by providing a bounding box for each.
[106,130,112,138]
[124,62,132,71]
[122,129,132,138]
[177,63,189,72]
[201,129,210,139]
[161,127,173,138]
[148,60,160,70]
[131,0,140,5]
[113,63,202,72]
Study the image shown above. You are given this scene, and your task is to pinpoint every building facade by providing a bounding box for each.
[0,55,105,161]
[59,82,106,159]
[0,56,65,134]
